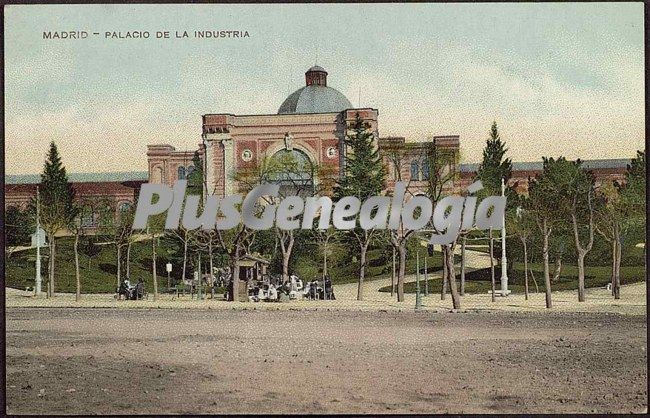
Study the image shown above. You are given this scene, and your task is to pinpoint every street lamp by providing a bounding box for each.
[500,178,510,296]
[36,186,41,295]
[415,252,422,310]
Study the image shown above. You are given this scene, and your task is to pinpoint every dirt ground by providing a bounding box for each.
[5,307,647,414]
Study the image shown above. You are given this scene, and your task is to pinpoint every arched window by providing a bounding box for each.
[269,149,314,196]
[410,160,420,181]
[421,160,430,180]
[186,165,195,177]
[177,166,186,180]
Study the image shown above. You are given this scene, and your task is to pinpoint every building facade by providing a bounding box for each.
[4,65,633,220]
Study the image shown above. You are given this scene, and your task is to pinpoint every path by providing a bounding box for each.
[336,246,492,301]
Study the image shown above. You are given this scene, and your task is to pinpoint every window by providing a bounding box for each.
[421,160,430,180]
[118,202,132,213]
[410,160,420,181]
[177,166,186,180]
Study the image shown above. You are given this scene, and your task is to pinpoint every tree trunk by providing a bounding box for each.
[182,238,188,283]
[391,247,396,297]
[522,238,529,301]
[460,235,466,296]
[552,253,562,282]
[116,246,122,291]
[323,244,328,278]
[126,241,132,278]
[489,229,495,302]
[280,231,294,284]
[577,253,586,302]
[152,233,158,301]
[542,222,552,308]
[446,244,461,309]
[397,244,406,302]
[610,240,616,296]
[441,245,448,300]
[75,233,81,302]
[614,231,621,300]
[230,257,240,301]
[208,238,214,287]
[357,242,368,301]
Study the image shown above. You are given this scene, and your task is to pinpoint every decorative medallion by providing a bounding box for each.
[241,149,253,162]
[326,146,337,159]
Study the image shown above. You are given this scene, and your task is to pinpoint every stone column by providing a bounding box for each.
[203,132,233,197]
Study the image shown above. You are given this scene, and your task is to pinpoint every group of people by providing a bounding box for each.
[117,277,146,300]
[304,275,336,300]
[247,274,335,302]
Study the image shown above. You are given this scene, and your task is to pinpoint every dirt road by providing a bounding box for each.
[5,308,647,414]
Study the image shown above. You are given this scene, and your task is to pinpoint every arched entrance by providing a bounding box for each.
[267,149,315,197]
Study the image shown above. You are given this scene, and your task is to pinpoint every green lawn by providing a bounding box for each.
[378,261,646,294]
[5,237,161,293]
[5,236,454,293]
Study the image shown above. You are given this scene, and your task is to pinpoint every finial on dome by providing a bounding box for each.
[305,65,327,87]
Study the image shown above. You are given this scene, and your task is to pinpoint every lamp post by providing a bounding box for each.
[500,178,509,295]
[415,252,422,310]
[424,255,429,297]
[35,186,42,296]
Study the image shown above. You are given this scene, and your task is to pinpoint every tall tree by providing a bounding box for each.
[335,113,386,301]
[596,150,646,299]
[69,199,93,301]
[475,122,513,196]
[169,151,204,286]
[509,198,534,300]
[566,161,596,302]
[99,198,135,292]
[526,157,573,308]
[474,122,513,299]
[38,142,77,297]
[422,137,461,309]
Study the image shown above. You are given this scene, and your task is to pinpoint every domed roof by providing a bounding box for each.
[278,65,352,114]
[278,85,353,114]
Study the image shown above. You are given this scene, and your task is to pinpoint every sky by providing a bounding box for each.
[4,3,645,174]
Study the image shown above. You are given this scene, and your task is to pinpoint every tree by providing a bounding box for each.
[335,113,386,301]
[474,122,513,300]
[98,198,135,292]
[169,152,204,286]
[566,161,596,302]
[37,142,77,297]
[475,121,513,196]
[382,148,415,302]
[595,150,646,299]
[69,199,93,301]
[595,181,623,299]
[509,198,534,300]
[422,138,461,309]
[526,157,574,308]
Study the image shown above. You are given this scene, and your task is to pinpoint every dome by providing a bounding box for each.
[278,85,353,114]
[277,65,353,114]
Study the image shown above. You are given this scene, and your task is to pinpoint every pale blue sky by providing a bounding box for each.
[5,3,645,174]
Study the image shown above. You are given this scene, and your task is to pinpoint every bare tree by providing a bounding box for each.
[98,198,135,292]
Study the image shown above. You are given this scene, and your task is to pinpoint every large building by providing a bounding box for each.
[4,65,632,223]
[147,65,459,198]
